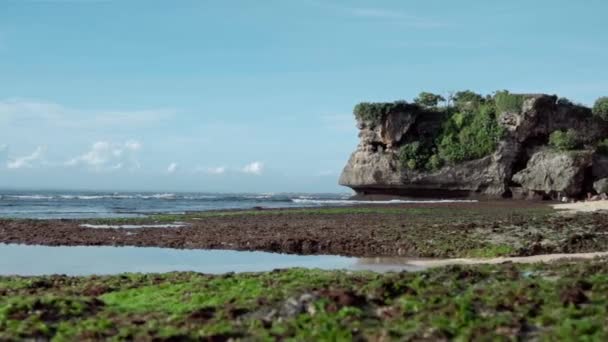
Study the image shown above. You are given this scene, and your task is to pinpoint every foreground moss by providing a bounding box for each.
[2,259,608,340]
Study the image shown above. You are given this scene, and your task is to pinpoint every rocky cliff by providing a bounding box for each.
[340,93,608,199]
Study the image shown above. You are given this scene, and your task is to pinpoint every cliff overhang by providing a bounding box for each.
[340,93,608,200]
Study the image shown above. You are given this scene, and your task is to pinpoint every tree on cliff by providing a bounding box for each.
[414,92,445,108]
[453,90,484,110]
[593,97,608,121]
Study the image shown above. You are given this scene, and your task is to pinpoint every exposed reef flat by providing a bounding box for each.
[3,201,608,258]
[4,202,608,340]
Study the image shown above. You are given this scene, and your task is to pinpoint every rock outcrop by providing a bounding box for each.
[340,94,608,199]
[512,150,593,197]
[594,178,608,194]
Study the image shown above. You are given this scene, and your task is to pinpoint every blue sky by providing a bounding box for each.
[0,0,607,193]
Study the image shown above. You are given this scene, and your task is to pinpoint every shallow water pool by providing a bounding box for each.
[0,244,428,276]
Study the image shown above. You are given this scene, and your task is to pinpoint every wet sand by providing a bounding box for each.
[552,200,608,212]
[358,251,608,269]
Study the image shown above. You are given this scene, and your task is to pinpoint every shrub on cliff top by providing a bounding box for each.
[549,130,579,151]
[592,97,608,121]
[495,91,524,114]
[353,101,410,126]
[414,92,445,109]
[453,90,484,111]
[596,139,608,155]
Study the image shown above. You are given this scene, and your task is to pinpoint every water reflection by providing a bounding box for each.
[0,244,429,276]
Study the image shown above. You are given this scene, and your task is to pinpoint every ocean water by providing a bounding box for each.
[0,190,477,219]
[0,190,347,219]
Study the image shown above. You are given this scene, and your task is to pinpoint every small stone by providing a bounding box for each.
[280,293,318,318]
[263,309,277,322]
[306,304,317,316]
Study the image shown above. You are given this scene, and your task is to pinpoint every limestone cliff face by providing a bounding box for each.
[340,95,608,199]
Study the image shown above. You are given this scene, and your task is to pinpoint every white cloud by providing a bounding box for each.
[167,162,178,174]
[193,166,227,175]
[0,98,174,130]
[242,161,264,175]
[7,146,45,169]
[66,140,142,171]
[207,166,227,175]
[125,140,142,151]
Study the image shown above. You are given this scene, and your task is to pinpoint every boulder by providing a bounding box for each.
[339,149,401,190]
[593,178,608,194]
[511,150,593,197]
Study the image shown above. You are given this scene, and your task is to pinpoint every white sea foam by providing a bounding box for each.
[138,193,176,200]
[183,195,219,200]
[59,194,177,200]
[8,195,54,200]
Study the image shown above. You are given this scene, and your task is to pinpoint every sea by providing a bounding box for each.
[0,190,478,219]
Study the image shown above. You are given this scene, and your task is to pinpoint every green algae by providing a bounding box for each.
[2,259,608,340]
[81,205,553,225]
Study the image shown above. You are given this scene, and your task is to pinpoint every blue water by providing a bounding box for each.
[0,190,355,219]
[0,190,477,219]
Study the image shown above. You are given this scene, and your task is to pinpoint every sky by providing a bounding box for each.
[0,0,607,193]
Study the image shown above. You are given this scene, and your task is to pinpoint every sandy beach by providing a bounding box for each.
[552,200,608,212]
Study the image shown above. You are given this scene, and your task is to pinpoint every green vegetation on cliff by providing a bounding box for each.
[394,91,505,171]
[549,130,580,151]
[436,101,504,164]
[596,138,608,155]
[494,90,525,114]
[413,92,445,108]
[593,97,608,121]
[353,101,410,127]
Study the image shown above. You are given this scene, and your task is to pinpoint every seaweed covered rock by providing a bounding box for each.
[340,92,608,199]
